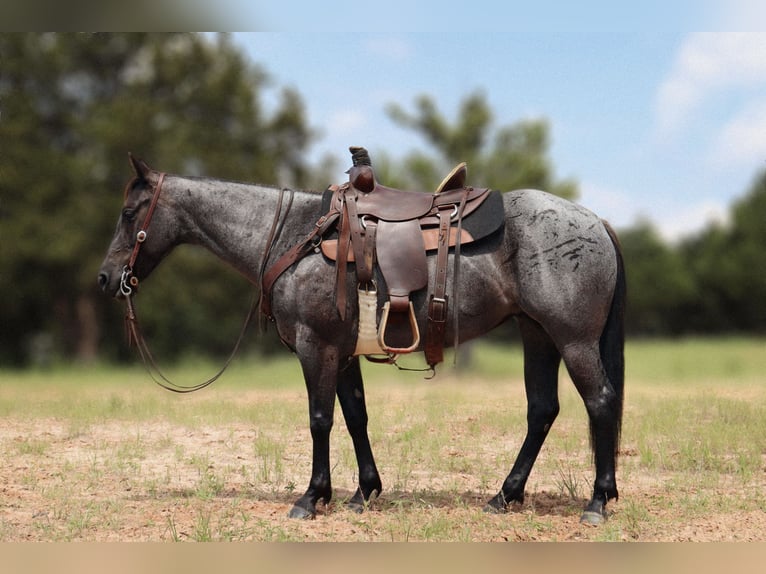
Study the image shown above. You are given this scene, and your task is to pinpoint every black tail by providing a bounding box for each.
[600,220,626,449]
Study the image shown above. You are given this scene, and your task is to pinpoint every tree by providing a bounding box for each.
[0,33,314,365]
[618,221,696,335]
[681,169,766,333]
[385,90,578,198]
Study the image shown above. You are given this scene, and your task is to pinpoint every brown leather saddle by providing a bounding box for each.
[261,147,504,368]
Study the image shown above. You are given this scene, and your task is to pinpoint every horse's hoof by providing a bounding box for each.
[288,505,315,520]
[483,499,509,514]
[346,489,379,514]
[580,510,605,526]
[483,491,519,514]
[346,501,364,514]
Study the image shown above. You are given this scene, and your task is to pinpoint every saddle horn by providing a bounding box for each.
[348,146,375,193]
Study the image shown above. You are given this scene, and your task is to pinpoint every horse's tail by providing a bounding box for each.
[600,220,626,449]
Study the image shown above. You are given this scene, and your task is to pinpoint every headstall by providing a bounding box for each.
[119,172,166,297]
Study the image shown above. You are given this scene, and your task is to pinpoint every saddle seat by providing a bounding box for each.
[320,175,490,259]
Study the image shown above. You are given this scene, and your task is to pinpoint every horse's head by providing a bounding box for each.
[97,155,178,298]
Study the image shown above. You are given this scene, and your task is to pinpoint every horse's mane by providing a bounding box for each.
[168,173,326,196]
[124,171,326,199]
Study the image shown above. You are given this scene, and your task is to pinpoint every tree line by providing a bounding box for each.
[620,175,766,336]
[1,33,763,367]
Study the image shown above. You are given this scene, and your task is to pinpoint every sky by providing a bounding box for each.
[230,21,766,242]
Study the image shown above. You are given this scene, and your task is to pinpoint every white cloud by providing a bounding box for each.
[579,181,729,242]
[578,181,639,229]
[706,0,766,30]
[656,33,766,135]
[654,200,730,243]
[712,100,766,167]
[328,109,367,135]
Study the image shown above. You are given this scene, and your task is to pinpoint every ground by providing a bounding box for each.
[1,392,765,542]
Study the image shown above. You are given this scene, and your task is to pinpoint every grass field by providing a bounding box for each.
[0,337,765,541]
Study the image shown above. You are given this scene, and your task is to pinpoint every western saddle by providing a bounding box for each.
[262,147,500,369]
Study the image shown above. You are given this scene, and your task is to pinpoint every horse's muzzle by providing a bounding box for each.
[97,269,125,299]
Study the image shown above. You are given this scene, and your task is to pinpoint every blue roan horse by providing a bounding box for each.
[98,155,625,525]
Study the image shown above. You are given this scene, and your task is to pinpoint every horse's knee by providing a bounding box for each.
[309,412,333,437]
[528,400,559,429]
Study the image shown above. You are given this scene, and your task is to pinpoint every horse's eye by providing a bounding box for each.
[122,209,136,222]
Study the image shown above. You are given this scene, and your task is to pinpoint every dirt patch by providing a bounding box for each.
[1,412,764,542]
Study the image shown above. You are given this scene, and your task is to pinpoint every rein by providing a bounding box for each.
[121,174,293,393]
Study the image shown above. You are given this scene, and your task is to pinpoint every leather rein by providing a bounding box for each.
[120,173,293,393]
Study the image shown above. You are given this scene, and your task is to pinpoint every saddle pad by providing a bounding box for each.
[319,188,505,262]
[456,188,504,243]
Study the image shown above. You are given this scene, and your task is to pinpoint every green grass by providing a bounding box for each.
[1,336,765,541]
[0,356,306,425]
[623,336,765,384]
[5,335,759,397]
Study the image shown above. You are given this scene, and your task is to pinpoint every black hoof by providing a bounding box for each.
[288,505,315,520]
[346,501,365,514]
[482,503,507,515]
[483,497,507,514]
[484,491,522,514]
[580,497,608,526]
[580,510,606,526]
[346,488,379,514]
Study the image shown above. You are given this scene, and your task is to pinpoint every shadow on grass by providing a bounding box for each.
[367,488,585,518]
[127,485,585,518]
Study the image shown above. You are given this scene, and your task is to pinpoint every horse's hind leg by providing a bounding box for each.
[336,357,382,512]
[560,341,620,525]
[486,316,561,512]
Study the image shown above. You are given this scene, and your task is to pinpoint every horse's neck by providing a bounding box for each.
[171,178,319,282]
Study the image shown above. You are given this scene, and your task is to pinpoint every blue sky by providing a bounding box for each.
[231,25,766,241]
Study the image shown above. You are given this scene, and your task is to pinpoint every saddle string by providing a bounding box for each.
[450,188,469,367]
[125,186,293,393]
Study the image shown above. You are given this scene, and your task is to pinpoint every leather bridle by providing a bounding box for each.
[119,172,293,393]
[120,172,166,298]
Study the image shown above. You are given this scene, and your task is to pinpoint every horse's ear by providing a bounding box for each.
[128,153,153,182]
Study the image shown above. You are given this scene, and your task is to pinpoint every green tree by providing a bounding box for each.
[385,90,577,198]
[681,169,766,333]
[0,33,314,365]
[618,221,696,335]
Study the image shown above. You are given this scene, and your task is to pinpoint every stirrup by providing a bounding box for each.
[378,301,420,354]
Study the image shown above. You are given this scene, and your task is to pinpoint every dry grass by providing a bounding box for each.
[1,337,765,541]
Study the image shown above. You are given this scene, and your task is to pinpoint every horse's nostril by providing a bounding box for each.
[97,272,109,291]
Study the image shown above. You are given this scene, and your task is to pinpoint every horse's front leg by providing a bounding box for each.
[336,357,382,512]
[288,344,340,520]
